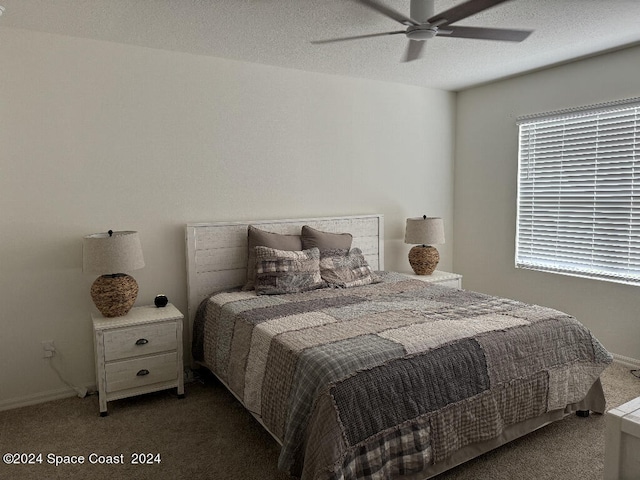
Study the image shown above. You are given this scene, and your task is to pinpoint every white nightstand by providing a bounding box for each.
[403,270,463,288]
[92,304,184,416]
[605,396,640,479]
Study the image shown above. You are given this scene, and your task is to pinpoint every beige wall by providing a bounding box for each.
[454,45,640,363]
[0,28,455,408]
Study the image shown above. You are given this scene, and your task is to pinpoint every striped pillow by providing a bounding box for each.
[319,248,380,288]
[254,246,325,295]
[243,225,302,291]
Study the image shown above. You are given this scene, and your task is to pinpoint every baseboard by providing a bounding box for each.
[612,353,640,369]
[0,385,92,412]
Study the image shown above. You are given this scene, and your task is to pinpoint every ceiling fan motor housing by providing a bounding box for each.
[410,0,435,23]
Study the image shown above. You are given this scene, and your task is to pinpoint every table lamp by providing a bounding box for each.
[404,216,445,275]
[83,230,145,317]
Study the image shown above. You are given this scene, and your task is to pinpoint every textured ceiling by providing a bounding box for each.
[2,0,640,91]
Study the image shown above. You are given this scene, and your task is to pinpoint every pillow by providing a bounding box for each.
[301,225,353,251]
[319,248,380,288]
[254,246,325,295]
[243,225,302,291]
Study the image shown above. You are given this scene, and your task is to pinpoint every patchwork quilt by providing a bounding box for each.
[192,272,612,480]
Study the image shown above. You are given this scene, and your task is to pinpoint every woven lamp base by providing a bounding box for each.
[408,245,440,275]
[90,274,139,317]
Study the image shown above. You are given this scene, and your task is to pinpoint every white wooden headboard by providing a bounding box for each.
[185,214,384,340]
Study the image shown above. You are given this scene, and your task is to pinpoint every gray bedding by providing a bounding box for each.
[193,271,611,480]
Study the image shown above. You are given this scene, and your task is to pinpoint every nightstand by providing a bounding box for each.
[605,396,640,479]
[92,304,184,416]
[403,270,462,288]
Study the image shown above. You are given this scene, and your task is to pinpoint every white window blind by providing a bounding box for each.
[516,99,640,286]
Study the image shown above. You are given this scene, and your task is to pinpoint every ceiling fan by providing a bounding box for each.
[312,0,532,62]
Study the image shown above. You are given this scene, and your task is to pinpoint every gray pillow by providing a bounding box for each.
[254,246,325,295]
[243,225,302,291]
[319,248,380,288]
[301,225,353,251]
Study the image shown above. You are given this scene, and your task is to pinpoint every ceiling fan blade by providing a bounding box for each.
[404,40,426,62]
[428,0,512,27]
[442,25,532,42]
[356,0,419,26]
[311,31,405,44]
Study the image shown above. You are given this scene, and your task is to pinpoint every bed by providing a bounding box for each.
[185,214,611,480]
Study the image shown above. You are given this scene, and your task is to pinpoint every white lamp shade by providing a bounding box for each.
[404,217,445,245]
[83,231,145,275]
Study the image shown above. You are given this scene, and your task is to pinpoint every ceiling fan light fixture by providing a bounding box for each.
[406,26,437,41]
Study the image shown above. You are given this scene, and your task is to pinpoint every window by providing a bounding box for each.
[516,98,640,286]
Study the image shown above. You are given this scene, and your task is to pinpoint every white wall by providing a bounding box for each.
[0,28,456,409]
[454,45,640,363]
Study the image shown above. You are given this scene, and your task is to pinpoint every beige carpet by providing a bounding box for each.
[1,363,639,480]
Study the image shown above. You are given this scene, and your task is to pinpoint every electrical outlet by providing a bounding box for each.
[41,340,56,358]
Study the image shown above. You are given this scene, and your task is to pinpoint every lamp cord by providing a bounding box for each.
[46,355,90,398]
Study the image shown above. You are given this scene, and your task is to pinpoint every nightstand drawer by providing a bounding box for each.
[105,352,178,393]
[103,322,177,361]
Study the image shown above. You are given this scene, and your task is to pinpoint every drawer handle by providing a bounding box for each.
[135,338,149,346]
[136,369,150,377]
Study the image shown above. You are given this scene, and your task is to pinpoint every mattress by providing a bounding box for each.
[192,271,611,480]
